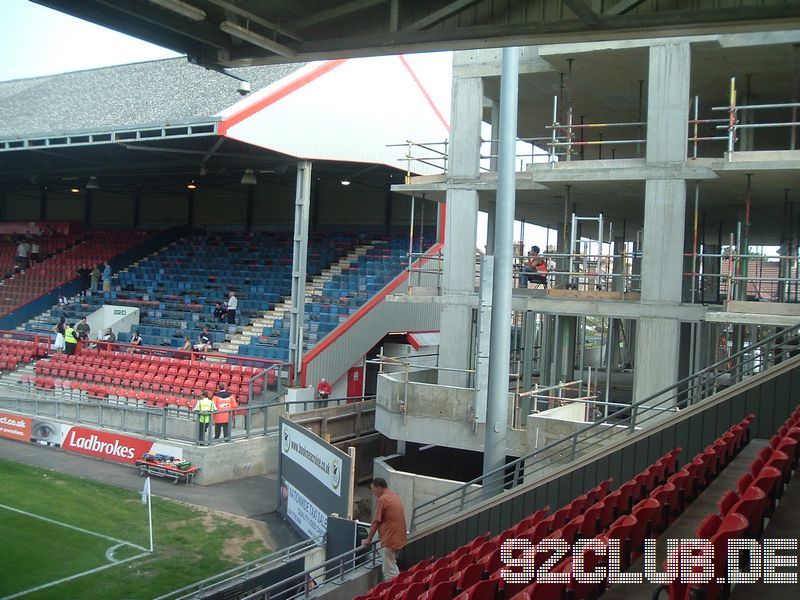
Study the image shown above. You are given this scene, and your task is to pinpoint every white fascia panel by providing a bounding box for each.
[223,53,452,176]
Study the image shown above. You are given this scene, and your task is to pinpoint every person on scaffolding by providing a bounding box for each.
[519,246,548,288]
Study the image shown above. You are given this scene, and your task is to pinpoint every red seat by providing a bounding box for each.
[728,486,768,539]
[510,508,549,536]
[628,498,661,565]
[567,494,589,519]
[581,501,606,537]
[476,548,501,576]
[775,436,798,468]
[455,563,483,592]
[400,582,427,600]
[425,567,454,586]
[751,465,782,516]
[616,479,639,513]
[690,512,749,600]
[421,579,456,600]
[716,489,739,517]
[649,483,679,532]
[736,472,753,496]
[666,468,692,513]
[506,579,566,600]
[551,506,571,529]
[765,448,792,485]
[560,515,584,546]
[455,578,498,600]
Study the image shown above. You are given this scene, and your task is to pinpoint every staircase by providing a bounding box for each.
[217,244,375,355]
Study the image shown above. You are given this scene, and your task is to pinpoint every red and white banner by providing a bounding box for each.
[61,426,154,464]
[0,412,31,441]
[0,412,182,465]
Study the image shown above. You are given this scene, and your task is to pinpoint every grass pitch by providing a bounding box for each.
[0,457,271,599]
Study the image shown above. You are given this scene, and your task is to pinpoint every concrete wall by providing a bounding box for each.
[376,372,527,453]
[526,402,589,451]
[187,433,279,484]
[373,454,482,531]
[0,400,279,485]
[88,304,140,338]
[377,372,474,421]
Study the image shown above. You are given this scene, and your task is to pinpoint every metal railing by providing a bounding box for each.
[0,386,279,446]
[685,251,800,304]
[237,540,382,600]
[409,322,800,531]
[154,536,324,600]
[394,85,800,177]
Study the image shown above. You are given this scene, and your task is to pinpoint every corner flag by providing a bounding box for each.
[141,477,151,506]
[141,476,154,552]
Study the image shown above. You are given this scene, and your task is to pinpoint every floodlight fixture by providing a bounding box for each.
[148,0,206,22]
[241,169,258,186]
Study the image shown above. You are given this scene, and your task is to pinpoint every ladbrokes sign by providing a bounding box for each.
[61,426,153,464]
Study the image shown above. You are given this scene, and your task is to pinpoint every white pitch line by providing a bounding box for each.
[3,551,150,599]
[105,543,127,563]
[0,503,148,552]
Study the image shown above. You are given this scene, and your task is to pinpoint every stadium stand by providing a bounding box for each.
[0,230,148,316]
[351,416,760,600]
[243,233,433,361]
[20,230,431,364]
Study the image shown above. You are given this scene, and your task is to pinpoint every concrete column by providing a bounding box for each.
[633,42,691,403]
[438,71,483,386]
[486,99,500,255]
[558,316,577,382]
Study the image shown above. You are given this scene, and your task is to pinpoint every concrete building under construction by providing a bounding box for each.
[377,28,800,528]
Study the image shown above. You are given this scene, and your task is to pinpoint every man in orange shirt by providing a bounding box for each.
[213,383,238,441]
[361,477,408,580]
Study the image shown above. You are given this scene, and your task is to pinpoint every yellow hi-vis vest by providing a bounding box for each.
[194,397,215,423]
[64,327,78,344]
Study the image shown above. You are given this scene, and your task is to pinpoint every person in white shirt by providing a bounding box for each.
[30,241,40,262]
[15,239,30,270]
[226,291,238,324]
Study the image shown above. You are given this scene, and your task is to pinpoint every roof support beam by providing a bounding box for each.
[402,0,484,32]
[288,0,388,30]
[219,21,298,57]
[207,0,304,42]
[563,0,600,24]
[605,0,649,16]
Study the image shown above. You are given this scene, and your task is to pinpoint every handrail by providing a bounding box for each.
[154,536,324,600]
[236,540,381,600]
[409,321,800,531]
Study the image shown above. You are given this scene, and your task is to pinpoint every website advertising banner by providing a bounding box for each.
[279,416,352,541]
[0,411,182,464]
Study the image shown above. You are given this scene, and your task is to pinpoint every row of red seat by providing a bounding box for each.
[655,408,800,600]
[356,448,686,600]
[359,415,757,600]
[30,349,267,404]
[495,416,754,600]
[0,231,147,316]
[0,338,47,371]
[41,351,262,380]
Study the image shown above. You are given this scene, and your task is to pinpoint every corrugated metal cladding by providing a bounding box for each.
[305,297,442,387]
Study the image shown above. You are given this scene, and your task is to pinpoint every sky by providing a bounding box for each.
[0,0,179,82]
[0,0,555,253]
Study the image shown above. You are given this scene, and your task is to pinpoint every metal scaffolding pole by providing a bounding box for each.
[484,46,519,480]
[289,161,312,381]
